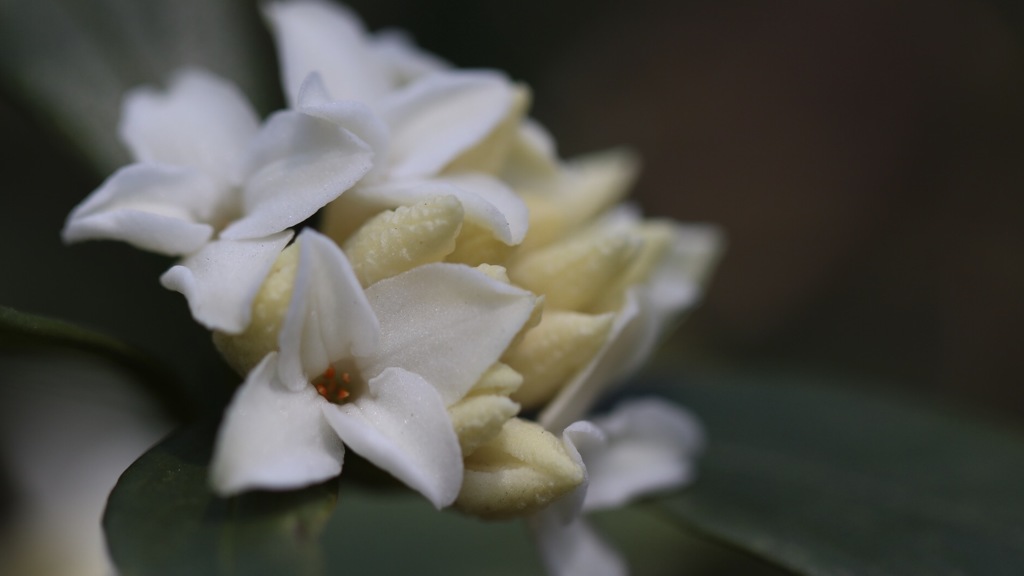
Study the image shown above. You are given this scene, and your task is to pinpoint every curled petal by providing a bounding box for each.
[221,109,373,240]
[159,232,293,333]
[362,263,538,405]
[296,72,390,175]
[119,68,259,185]
[380,70,514,179]
[210,353,346,496]
[356,174,528,245]
[584,399,703,512]
[647,223,725,315]
[321,367,462,508]
[264,0,388,105]
[62,164,218,256]
[277,229,380,390]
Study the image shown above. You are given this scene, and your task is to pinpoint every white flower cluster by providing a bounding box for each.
[62,2,722,574]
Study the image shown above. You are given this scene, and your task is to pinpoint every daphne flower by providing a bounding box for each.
[266,0,530,253]
[530,399,704,576]
[62,69,376,332]
[210,229,538,506]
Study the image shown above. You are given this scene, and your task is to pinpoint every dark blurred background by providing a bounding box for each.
[2,0,1022,418]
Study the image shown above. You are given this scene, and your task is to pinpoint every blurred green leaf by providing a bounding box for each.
[319,483,790,576]
[0,0,275,173]
[105,418,338,576]
[651,372,1024,576]
[0,304,190,417]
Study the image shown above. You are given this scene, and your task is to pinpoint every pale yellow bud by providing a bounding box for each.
[504,310,615,409]
[474,263,511,284]
[591,221,675,312]
[518,148,639,251]
[509,229,642,312]
[343,195,464,287]
[448,363,524,457]
[468,361,525,398]
[446,221,516,266]
[455,418,584,519]
[212,244,299,376]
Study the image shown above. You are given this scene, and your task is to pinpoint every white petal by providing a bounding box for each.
[296,72,390,174]
[369,29,449,85]
[321,367,462,508]
[538,224,724,432]
[277,229,380,390]
[159,232,293,333]
[119,68,259,185]
[380,70,514,179]
[529,513,627,576]
[62,164,218,256]
[221,109,374,240]
[264,0,389,105]
[210,353,346,496]
[361,263,537,405]
[353,174,528,244]
[647,223,724,315]
[554,421,607,523]
[583,399,704,512]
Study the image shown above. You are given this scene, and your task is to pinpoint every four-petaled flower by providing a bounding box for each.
[211,229,537,507]
[62,69,375,333]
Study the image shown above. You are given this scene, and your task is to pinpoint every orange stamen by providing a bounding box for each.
[313,366,351,404]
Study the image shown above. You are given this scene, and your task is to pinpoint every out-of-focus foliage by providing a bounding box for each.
[0,0,276,173]
[657,372,1024,576]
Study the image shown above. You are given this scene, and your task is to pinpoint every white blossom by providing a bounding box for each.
[530,399,704,576]
[210,229,538,507]
[62,69,376,332]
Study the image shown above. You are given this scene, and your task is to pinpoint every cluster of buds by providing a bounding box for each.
[63,1,720,573]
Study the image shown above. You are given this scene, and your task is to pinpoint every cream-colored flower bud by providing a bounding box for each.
[448,363,524,456]
[591,221,674,312]
[446,221,516,266]
[455,418,584,519]
[212,244,299,376]
[343,195,464,286]
[518,149,639,251]
[504,310,615,409]
[509,229,642,312]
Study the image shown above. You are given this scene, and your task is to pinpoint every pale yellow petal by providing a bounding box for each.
[518,148,640,251]
[455,418,584,519]
[509,229,642,312]
[213,243,299,376]
[448,395,520,457]
[342,195,464,286]
[466,362,523,397]
[504,310,615,409]
[591,221,675,312]
[449,362,524,456]
[446,221,516,266]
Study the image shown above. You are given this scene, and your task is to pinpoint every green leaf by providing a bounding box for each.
[318,484,790,576]
[649,372,1024,576]
[0,305,190,418]
[104,419,338,576]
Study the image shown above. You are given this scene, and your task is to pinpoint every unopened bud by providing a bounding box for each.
[343,195,464,286]
[213,243,298,376]
[455,418,585,519]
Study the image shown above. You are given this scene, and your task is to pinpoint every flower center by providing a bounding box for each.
[313,365,352,404]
